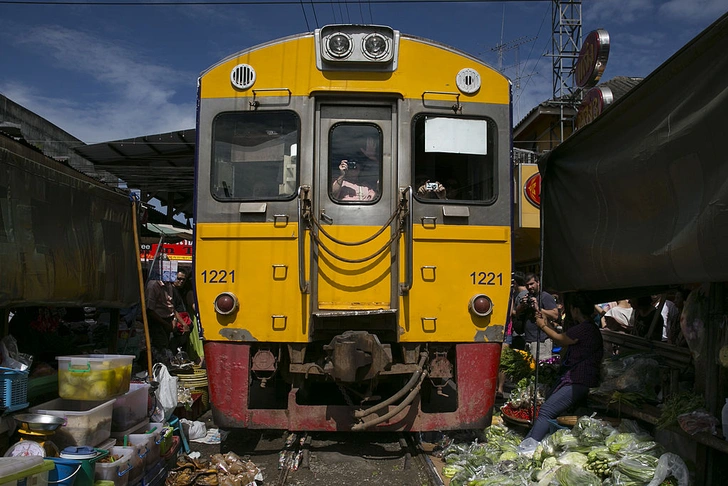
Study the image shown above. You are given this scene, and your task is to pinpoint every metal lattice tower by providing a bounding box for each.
[551,0,582,140]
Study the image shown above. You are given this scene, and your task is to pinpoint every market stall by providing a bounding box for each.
[533,11,728,485]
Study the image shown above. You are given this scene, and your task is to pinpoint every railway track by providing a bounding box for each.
[218,429,445,486]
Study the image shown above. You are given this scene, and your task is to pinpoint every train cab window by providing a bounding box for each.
[329,123,382,204]
[412,115,495,203]
[210,111,300,201]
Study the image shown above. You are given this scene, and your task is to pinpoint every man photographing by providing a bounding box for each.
[514,273,559,360]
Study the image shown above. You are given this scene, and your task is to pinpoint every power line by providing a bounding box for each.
[309,0,320,27]
[0,0,548,5]
[299,0,311,31]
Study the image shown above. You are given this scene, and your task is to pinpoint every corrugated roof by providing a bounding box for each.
[74,129,195,217]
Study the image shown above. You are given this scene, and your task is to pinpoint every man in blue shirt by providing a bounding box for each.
[514,273,559,360]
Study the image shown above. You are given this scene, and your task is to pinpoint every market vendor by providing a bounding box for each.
[524,293,604,442]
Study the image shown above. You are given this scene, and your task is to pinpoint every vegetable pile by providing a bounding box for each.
[436,416,689,485]
[501,377,549,423]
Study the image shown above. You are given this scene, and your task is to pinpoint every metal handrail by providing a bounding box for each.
[297,186,310,293]
[400,186,413,294]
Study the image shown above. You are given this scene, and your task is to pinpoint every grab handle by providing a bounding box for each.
[400,186,413,294]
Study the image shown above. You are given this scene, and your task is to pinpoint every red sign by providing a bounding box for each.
[575,29,610,89]
[524,172,541,208]
[576,86,614,130]
[140,243,193,261]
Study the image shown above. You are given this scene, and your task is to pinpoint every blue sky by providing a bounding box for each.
[1,0,725,144]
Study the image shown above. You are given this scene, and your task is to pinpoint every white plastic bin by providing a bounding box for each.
[111,383,149,432]
[29,398,115,449]
[94,447,133,486]
[109,445,144,485]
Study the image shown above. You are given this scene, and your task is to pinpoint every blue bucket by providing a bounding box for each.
[48,457,83,486]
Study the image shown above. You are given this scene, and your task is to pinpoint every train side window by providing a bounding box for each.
[210,111,300,201]
[329,123,382,204]
[412,115,496,203]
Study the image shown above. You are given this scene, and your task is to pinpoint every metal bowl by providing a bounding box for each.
[13,413,65,432]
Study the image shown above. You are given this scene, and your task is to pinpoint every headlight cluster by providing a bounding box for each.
[325,31,390,61]
[317,25,397,67]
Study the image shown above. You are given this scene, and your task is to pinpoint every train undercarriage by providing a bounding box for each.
[205,333,501,432]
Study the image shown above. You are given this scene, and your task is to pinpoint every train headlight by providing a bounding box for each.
[326,33,353,59]
[214,292,238,315]
[469,294,493,317]
[362,33,389,60]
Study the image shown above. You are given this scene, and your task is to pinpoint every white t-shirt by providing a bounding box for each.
[604,306,633,331]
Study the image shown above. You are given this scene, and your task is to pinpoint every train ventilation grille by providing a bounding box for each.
[230,64,256,90]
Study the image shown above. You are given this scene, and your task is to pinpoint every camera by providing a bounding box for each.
[347,160,357,169]
[521,296,536,309]
[425,182,439,191]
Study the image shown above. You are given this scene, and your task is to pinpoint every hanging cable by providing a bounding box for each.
[299,0,311,31]
[309,0,319,27]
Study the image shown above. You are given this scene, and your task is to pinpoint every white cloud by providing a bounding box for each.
[584,0,654,24]
[659,0,728,23]
[3,25,195,143]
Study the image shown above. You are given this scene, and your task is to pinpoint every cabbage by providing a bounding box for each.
[554,465,601,486]
[499,451,518,462]
[556,451,588,467]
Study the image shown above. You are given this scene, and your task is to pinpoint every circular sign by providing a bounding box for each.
[524,172,541,208]
[575,29,610,89]
[576,86,614,130]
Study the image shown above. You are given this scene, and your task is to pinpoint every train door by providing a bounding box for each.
[313,103,397,312]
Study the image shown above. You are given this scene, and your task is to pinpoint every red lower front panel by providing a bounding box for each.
[205,341,500,431]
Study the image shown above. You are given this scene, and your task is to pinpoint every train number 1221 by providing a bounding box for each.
[470,272,503,285]
[201,270,235,283]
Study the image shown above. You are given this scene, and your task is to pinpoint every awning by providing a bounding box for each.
[539,13,728,295]
[145,222,194,241]
[73,129,195,218]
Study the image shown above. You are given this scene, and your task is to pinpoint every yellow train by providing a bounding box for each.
[194,24,512,432]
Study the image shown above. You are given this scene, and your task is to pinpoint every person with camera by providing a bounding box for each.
[524,292,604,441]
[513,273,559,361]
[416,179,447,199]
[332,158,378,201]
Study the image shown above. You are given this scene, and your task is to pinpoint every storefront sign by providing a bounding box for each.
[524,172,541,208]
[140,243,193,262]
[576,86,614,130]
[518,164,540,229]
[575,29,610,89]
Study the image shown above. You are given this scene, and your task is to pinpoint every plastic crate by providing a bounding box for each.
[0,367,29,413]
[111,382,150,432]
[57,355,134,401]
[30,398,115,449]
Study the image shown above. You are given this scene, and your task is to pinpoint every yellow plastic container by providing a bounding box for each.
[57,355,134,401]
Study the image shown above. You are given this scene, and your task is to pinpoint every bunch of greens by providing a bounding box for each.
[657,392,705,430]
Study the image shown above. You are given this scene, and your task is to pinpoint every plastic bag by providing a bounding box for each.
[677,409,719,435]
[517,437,539,458]
[151,363,178,422]
[180,418,207,440]
[646,452,690,486]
